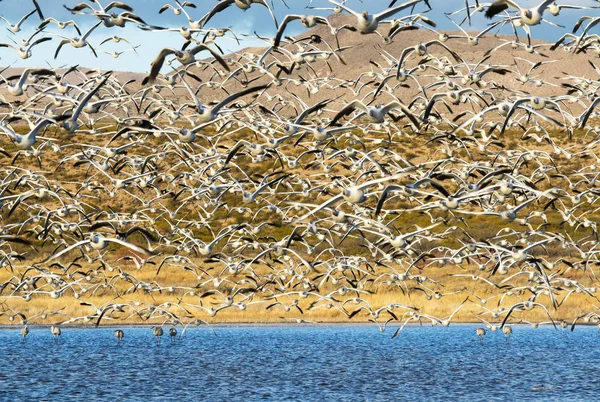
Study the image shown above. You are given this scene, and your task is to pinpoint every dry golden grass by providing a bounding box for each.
[1,98,599,328]
[1,125,599,321]
[1,255,596,326]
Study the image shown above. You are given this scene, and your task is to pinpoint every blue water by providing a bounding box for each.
[0,325,597,401]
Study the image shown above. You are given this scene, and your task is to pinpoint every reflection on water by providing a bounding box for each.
[0,325,597,401]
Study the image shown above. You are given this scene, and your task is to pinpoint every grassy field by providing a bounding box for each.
[0,255,597,326]
[1,118,600,328]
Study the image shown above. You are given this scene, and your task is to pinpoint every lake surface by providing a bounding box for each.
[0,324,597,401]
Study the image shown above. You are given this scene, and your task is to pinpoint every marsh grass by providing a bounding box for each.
[0,256,596,325]
[1,120,599,327]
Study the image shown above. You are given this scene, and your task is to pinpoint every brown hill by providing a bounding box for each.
[2,13,597,118]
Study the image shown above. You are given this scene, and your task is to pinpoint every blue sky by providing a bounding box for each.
[0,0,598,73]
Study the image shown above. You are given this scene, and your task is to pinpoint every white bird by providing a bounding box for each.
[0,2,43,33]
[39,17,82,35]
[1,67,55,96]
[53,21,103,59]
[1,114,67,150]
[329,0,431,34]
[475,327,486,344]
[42,233,154,263]
[273,14,334,47]
[159,1,196,16]
[0,37,52,60]
[485,0,555,26]
[51,325,62,342]
[142,44,230,85]
[199,0,279,29]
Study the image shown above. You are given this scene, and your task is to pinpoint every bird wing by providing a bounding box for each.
[0,42,17,51]
[105,1,135,12]
[273,14,301,48]
[328,100,364,126]
[158,4,173,14]
[375,184,405,216]
[69,72,112,123]
[580,97,600,128]
[254,0,278,28]
[253,173,290,198]
[188,44,230,71]
[328,0,359,17]
[500,302,522,328]
[64,3,95,13]
[17,9,37,27]
[53,39,69,59]
[32,0,45,19]
[375,0,428,21]
[384,101,420,128]
[522,237,555,254]
[295,194,344,221]
[422,92,447,120]
[41,240,89,263]
[29,36,52,51]
[105,238,154,256]
[295,97,336,124]
[82,21,102,40]
[539,0,556,11]
[485,0,520,19]
[199,0,233,27]
[224,140,250,165]
[143,48,176,85]
[99,36,114,46]
[212,84,268,114]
